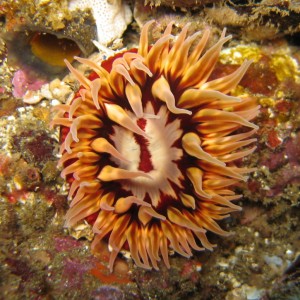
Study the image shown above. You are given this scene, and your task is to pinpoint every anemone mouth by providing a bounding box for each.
[109,102,184,209]
[52,20,259,272]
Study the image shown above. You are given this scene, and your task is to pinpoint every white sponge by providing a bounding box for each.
[69,0,132,45]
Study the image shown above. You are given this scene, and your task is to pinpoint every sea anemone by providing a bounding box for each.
[52,21,259,271]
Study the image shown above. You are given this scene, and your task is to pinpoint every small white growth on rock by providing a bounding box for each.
[68,0,132,45]
[23,90,44,105]
[264,255,283,268]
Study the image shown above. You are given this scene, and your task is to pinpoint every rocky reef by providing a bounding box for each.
[0,1,299,299]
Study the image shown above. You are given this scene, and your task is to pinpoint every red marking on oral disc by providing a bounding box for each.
[134,118,154,173]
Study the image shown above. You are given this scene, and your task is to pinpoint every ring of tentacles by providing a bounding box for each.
[52,21,259,271]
